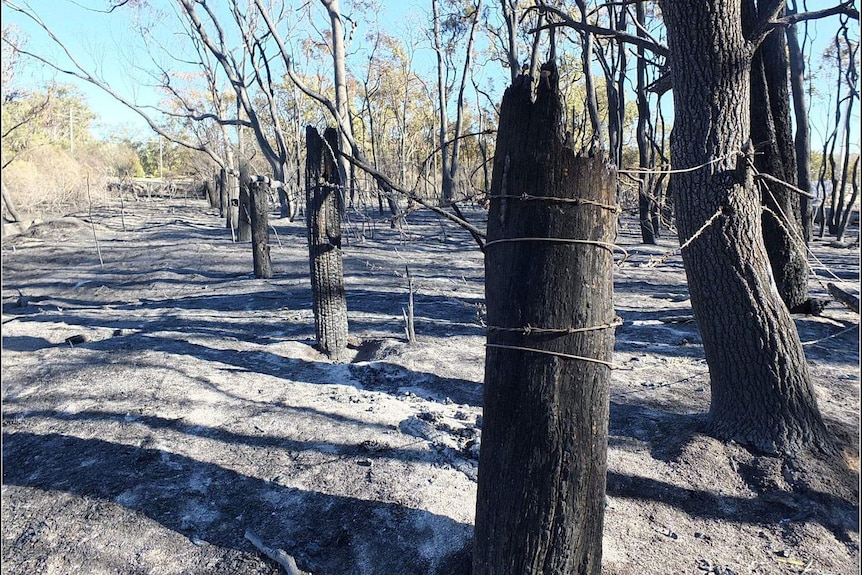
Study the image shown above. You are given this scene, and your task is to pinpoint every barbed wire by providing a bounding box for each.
[616,151,743,177]
[483,237,628,263]
[487,317,623,336]
[644,206,724,268]
[484,342,617,369]
[488,193,621,213]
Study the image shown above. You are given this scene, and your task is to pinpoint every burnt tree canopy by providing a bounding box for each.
[473,62,618,575]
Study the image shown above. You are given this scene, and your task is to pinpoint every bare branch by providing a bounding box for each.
[0,89,51,139]
[747,1,859,50]
[3,0,230,172]
[252,0,486,242]
[528,2,669,58]
[66,0,134,14]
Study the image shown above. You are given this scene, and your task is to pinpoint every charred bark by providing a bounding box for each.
[218,167,228,219]
[203,179,218,209]
[786,14,813,242]
[636,0,658,244]
[249,180,273,279]
[236,162,253,242]
[745,0,812,313]
[305,126,348,361]
[473,63,616,575]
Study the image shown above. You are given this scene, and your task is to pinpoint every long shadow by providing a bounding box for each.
[6,283,483,338]
[6,322,483,407]
[606,469,858,542]
[613,308,704,358]
[609,402,713,464]
[110,333,483,406]
[2,431,473,575]
[606,402,859,542]
[3,310,305,345]
[6,409,428,464]
[1,335,54,352]
[3,288,484,407]
[794,314,860,366]
[346,288,485,338]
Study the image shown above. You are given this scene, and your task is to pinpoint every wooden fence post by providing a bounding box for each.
[473,62,618,575]
[236,162,252,242]
[218,168,227,218]
[249,179,273,279]
[305,126,349,361]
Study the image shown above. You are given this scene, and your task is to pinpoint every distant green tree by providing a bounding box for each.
[133,137,193,178]
[2,84,95,166]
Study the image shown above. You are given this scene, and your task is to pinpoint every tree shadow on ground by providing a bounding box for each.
[609,401,705,462]
[608,402,859,543]
[8,409,424,464]
[2,431,472,575]
[2,320,483,408]
[1,335,54,352]
[606,468,858,543]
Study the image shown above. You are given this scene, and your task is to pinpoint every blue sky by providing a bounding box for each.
[2,0,433,141]
[3,0,858,152]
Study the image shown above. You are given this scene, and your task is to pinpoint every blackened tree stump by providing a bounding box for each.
[249,179,273,279]
[305,126,349,361]
[474,62,617,575]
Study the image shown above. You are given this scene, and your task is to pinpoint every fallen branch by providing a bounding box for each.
[827,282,860,314]
[244,529,310,575]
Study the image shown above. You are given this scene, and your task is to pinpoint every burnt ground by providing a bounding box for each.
[1,196,859,574]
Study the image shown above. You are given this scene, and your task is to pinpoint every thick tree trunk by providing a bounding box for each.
[661,0,834,455]
[226,173,240,237]
[473,63,616,575]
[277,157,292,219]
[277,188,290,219]
[203,179,218,209]
[745,1,811,313]
[305,126,349,361]
[249,180,273,279]
[237,189,252,243]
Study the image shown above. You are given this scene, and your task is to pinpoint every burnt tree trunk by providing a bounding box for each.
[203,179,217,209]
[745,1,812,313]
[473,63,617,575]
[249,179,273,279]
[786,15,813,242]
[236,163,252,242]
[226,171,240,236]
[277,187,291,219]
[218,168,228,219]
[661,0,834,455]
[305,126,348,361]
[636,0,658,244]
[237,186,252,242]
